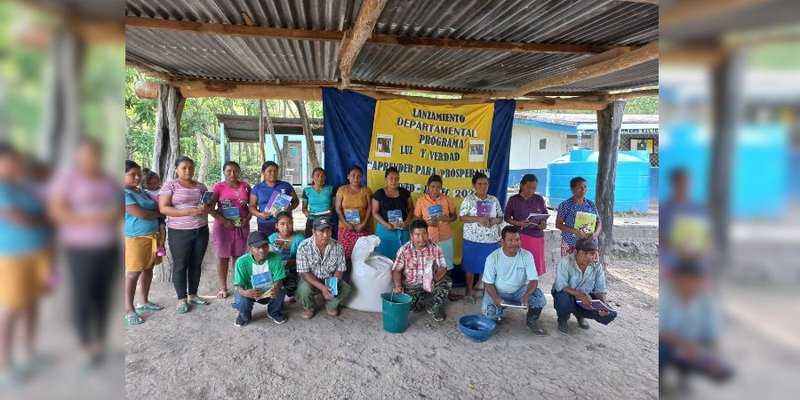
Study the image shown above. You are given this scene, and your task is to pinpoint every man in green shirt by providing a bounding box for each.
[232,231,287,327]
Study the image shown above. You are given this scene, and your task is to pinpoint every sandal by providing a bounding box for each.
[216,289,228,299]
[135,301,164,312]
[125,312,144,325]
[188,296,210,305]
[464,293,476,304]
[448,292,464,301]
[175,302,190,314]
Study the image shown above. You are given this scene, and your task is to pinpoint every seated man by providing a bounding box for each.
[481,225,547,335]
[552,238,617,334]
[391,220,453,322]
[232,231,286,327]
[659,258,732,393]
[295,217,351,319]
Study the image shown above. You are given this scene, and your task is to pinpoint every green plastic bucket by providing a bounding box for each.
[381,292,412,333]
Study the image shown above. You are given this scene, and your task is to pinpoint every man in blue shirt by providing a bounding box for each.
[552,238,617,334]
[482,226,547,335]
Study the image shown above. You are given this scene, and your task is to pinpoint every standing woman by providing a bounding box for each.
[302,167,334,238]
[413,174,457,269]
[0,144,51,385]
[123,160,164,325]
[158,156,211,314]
[248,161,299,237]
[371,167,414,259]
[458,172,504,304]
[208,161,251,299]
[504,174,548,276]
[334,166,373,261]
[555,176,602,256]
[48,138,121,365]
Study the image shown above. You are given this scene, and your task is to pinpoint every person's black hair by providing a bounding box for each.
[311,167,326,177]
[261,161,279,172]
[143,170,160,183]
[501,225,520,240]
[569,176,586,189]
[0,142,18,157]
[174,156,194,167]
[427,174,443,186]
[275,211,293,222]
[670,167,688,184]
[125,160,141,172]
[471,172,488,185]
[348,165,363,175]
[223,161,241,171]
[409,219,428,233]
[520,174,538,185]
[674,257,704,278]
[385,166,399,178]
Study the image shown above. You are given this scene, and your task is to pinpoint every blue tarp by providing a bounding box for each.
[322,88,515,205]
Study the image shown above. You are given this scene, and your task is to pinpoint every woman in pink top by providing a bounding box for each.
[159,157,211,314]
[48,138,122,366]
[208,161,251,299]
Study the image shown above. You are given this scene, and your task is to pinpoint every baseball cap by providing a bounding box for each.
[247,231,269,247]
[574,238,599,252]
[313,217,332,231]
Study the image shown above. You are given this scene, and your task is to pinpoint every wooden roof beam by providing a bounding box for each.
[496,41,659,99]
[337,0,388,89]
[125,16,637,55]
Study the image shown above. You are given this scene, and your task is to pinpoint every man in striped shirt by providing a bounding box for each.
[391,220,452,322]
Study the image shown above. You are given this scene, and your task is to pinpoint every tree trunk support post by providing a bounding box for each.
[595,100,626,258]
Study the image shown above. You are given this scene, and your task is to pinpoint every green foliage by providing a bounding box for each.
[124,68,324,185]
[623,96,658,114]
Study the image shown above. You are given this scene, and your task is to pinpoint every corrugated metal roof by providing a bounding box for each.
[127,27,340,82]
[375,0,657,45]
[125,0,659,95]
[217,114,324,142]
[126,0,361,30]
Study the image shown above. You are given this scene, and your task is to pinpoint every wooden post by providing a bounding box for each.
[151,84,185,180]
[710,49,746,264]
[219,122,226,181]
[595,100,626,258]
[151,84,185,283]
[258,100,266,163]
[42,26,84,168]
[293,100,320,170]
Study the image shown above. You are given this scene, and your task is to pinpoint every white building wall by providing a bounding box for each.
[509,124,567,169]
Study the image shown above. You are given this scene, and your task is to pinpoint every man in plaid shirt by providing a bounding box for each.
[391,220,453,322]
[296,217,351,319]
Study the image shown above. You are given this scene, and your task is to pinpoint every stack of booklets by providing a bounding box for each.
[221,207,241,226]
[387,209,403,227]
[427,204,443,221]
[575,211,597,234]
[526,213,550,224]
[251,263,275,300]
[576,299,617,313]
[476,200,493,217]
[344,209,361,224]
[265,192,292,215]
[198,191,214,206]
[325,276,338,296]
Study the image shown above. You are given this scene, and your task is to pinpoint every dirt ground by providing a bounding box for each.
[124,217,660,399]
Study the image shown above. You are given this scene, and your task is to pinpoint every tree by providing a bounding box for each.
[293,100,320,170]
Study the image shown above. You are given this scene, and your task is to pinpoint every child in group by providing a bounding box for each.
[268,211,305,304]
[141,170,167,257]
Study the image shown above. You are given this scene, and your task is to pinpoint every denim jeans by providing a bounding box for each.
[551,289,616,325]
[232,290,285,322]
[481,285,547,320]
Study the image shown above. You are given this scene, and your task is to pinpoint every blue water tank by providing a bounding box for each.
[659,122,789,218]
[546,149,651,212]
